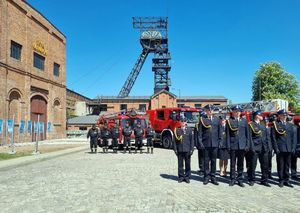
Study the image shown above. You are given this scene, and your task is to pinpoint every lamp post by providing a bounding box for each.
[32,114,40,155]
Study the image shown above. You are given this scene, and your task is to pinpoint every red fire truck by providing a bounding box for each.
[216,99,298,126]
[146,107,200,149]
[97,109,148,148]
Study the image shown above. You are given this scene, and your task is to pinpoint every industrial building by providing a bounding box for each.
[0,0,66,143]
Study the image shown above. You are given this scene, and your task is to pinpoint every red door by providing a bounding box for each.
[31,95,47,141]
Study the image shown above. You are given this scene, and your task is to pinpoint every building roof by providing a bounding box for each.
[94,96,150,100]
[67,88,92,101]
[22,0,66,38]
[90,95,227,101]
[151,90,177,99]
[67,115,99,125]
[178,96,227,101]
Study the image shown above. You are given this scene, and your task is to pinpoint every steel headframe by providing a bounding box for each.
[118,17,171,98]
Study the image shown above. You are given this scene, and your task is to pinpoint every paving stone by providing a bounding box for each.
[0,148,299,212]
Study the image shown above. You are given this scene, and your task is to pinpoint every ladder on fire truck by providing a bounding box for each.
[217,99,289,113]
[100,108,147,119]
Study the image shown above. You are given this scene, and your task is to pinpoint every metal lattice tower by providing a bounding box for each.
[118,17,171,98]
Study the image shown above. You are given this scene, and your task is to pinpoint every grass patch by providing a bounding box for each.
[0,152,32,161]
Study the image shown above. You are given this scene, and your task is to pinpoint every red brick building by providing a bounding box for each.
[0,0,66,143]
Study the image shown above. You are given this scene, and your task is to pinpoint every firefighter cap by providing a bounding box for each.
[231,105,243,112]
[252,110,262,117]
[277,109,288,115]
[219,115,226,120]
[203,104,215,110]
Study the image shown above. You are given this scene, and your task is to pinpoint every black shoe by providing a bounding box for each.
[185,178,190,184]
[249,181,254,186]
[229,180,235,186]
[238,181,245,187]
[284,182,294,188]
[269,175,274,180]
[178,178,184,183]
[211,180,219,185]
[261,182,271,187]
[291,175,298,180]
[203,179,209,185]
[94,149,97,153]
[279,182,284,188]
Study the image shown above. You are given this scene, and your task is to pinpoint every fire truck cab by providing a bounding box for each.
[97,109,148,148]
[146,107,200,149]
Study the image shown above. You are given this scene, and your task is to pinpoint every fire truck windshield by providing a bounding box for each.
[180,111,199,123]
[121,118,147,128]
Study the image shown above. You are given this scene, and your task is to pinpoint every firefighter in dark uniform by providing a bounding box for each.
[134,121,144,154]
[293,120,300,178]
[101,123,110,153]
[173,120,194,183]
[146,122,155,154]
[271,109,296,187]
[226,105,250,187]
[198,104,221,185]
[87,124,99,153]
[291,119,300,179]
[289,115,299,179]
[218,115,230,177]
[111,121,120,153]
[123,121,132,153]
[267,113,277,180]
[195,111,205,175]
[247,110,272,187]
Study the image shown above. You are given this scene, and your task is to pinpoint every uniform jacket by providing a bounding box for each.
[226,117,250,150]
[101,127,110,139]
[173,127,194,153]
[146,127,155,138]
[87,128,99,142]
[197,115,221,148]
[271,120,296,153]
[111,127,120,139]
[296,123,300,156]
[249,121,272,152]
[134,127,144,138]
[219,124,229,149]
[122,126,132,137]
[193,125,200,149]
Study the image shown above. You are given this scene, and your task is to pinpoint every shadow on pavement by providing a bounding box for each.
[85,151,95,154]
[160,174,178,181]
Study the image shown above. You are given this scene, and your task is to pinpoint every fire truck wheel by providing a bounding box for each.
[162,136,172,149]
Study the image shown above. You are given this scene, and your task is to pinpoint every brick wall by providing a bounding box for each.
[0,0,66,144]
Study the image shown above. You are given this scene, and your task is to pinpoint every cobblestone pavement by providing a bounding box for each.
[0,147,299,212]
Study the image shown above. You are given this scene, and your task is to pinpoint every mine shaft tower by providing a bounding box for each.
[118,17,171,98]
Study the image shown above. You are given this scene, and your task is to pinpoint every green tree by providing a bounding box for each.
[252,62,300,111]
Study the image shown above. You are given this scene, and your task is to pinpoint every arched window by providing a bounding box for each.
[8,90,21,121]
[53,99,61,123]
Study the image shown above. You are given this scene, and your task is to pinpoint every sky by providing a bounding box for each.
[28,0,300,103]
